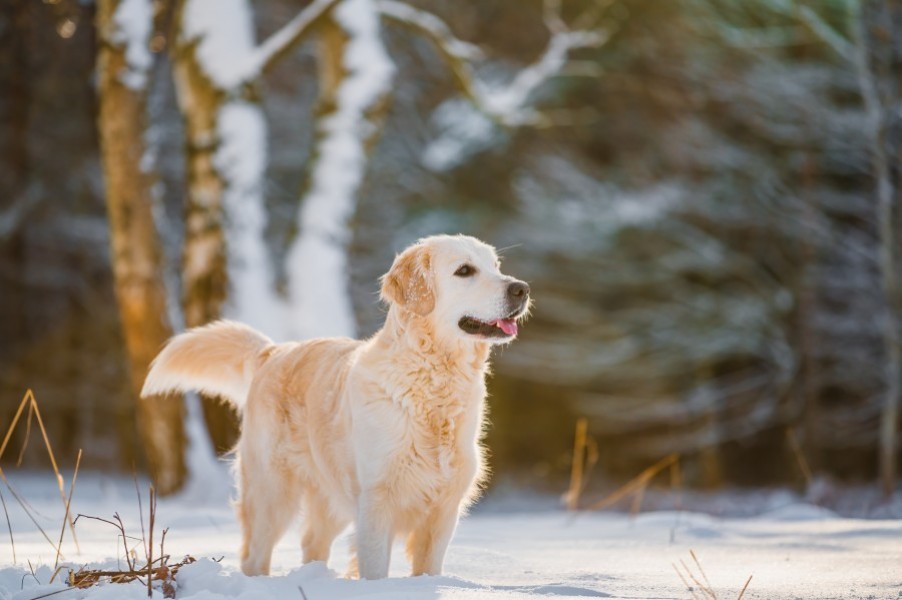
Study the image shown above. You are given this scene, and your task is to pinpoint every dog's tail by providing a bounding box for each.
[141,320,273,411]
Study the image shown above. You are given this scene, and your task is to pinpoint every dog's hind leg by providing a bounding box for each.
[237,454,302,576]
[301,488,348,564]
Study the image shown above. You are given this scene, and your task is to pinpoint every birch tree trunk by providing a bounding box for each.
[171,0,298,453]
[856,0,901,497]
[170,16,239,454]
[169,0,341,453]
[97,0,187,495]
[286,0,394,340]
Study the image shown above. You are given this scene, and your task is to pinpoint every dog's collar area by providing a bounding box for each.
[458,315,518,338]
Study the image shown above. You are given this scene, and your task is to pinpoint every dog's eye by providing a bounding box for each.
[454,264,476,277]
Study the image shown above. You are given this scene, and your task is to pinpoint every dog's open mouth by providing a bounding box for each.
[458,315,520,338]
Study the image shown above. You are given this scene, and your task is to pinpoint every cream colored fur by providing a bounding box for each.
[141,234,529,579]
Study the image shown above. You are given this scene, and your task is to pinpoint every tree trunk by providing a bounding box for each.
[797,153,821,476]
[1,0,29,196]
[0,0,30,350]
[857,0,901,497]
[96,0,187,495]
[170,0,298,452]
[170,36,239,455]
[286,0,394,340]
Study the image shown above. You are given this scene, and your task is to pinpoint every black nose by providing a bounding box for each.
[507,281,530,301]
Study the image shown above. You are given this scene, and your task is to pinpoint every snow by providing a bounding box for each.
[240,0,342,83]
[285,0,395,340]
[112,0,154,90]
[180,0,289,340]
[375,0,484,63]
[2,472,901,599]
[216,101,287,340]
[182,0,257,90]
[419,12,609,171]
[422,99,498,172]
[482,30,607,121]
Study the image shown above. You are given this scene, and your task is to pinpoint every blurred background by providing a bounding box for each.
[1,0,900,501]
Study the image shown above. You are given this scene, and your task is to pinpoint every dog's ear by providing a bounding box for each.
[380,243,435,316]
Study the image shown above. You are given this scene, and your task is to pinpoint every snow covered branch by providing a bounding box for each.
[237,0,342,85]
[762,0,855,64]
[376,0,484,109]
[0,192,36,240]
[795,5,856,64]
[183,0,340,91]
[109,0,154,90]
[379,0,615,170]
[378,0,613,128]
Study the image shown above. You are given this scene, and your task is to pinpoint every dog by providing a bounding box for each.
[141,234,530,579]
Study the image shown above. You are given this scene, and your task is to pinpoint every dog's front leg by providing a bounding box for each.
[356,492,393,579]
[407,500,460,576]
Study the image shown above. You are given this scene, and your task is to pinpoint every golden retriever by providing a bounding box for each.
[141,234,530,579]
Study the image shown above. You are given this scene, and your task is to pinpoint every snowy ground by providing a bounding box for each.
[1,471,900,599]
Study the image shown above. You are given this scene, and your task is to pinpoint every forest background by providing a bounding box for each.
[1,0,901,501]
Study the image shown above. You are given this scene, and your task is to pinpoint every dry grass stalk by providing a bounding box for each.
[672,550,753,600]
[690,549,715,595]
[0,469,58,554]
[673,552,716,600]
[64,553,197,598]
[786,428,813,487]
[15,401,33,467]
[0,389,81,555]
[53,449,82,570]
[69,483,189,598]
[670,456,683,511]
[672,561,694,595]
[736,574,753,600]
[566,418,588,511]
[586,453,679,513]
[0,487,13,564]
[565,418,599,511]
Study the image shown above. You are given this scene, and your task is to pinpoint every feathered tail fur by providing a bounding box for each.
[141,320,273,411]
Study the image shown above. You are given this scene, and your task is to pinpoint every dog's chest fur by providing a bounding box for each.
[363,338,489,509]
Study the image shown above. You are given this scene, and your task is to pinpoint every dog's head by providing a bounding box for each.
[381,235,530,344]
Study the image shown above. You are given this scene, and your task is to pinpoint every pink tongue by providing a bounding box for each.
[491,319,518,336]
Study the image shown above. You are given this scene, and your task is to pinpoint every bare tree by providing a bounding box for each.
[855,0,901,497]
[765,0,899,495]
[96,0,186,494]
[170,0,337,451]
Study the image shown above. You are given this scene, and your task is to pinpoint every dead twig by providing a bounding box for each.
[72,513,135,571]
[565,418,600,511]
[147,486,156,599]
[672,550,753,600]
[585,454,680,512]
[566,418,588,511]
[65,555,196,592]
[16,400,33,467]
[69,482,185,598]
[0,469,59,553]
[0,390,80,553]
[0,486,14,564]
[53,450,82,570]
[786,428,813,487]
